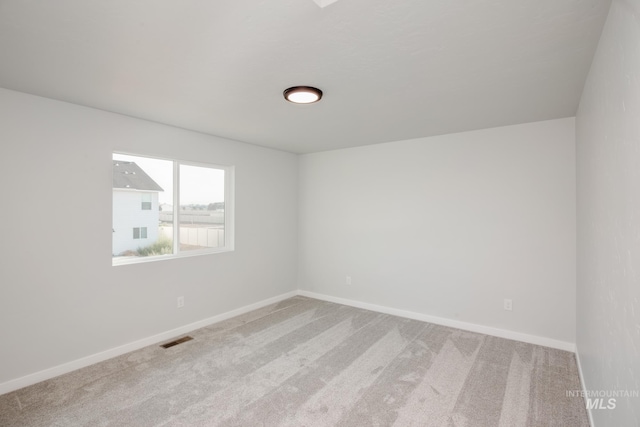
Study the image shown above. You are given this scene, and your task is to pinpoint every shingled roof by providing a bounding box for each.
[113,161,164,192]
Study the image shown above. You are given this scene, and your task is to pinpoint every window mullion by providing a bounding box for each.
[173,161,180,255]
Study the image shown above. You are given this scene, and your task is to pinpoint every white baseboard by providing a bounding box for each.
[298,290,576,352]
[575,345,595,426]
[1,289,577,396]
[0,290,298,395]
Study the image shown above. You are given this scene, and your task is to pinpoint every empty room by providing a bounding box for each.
[0,0,638,426]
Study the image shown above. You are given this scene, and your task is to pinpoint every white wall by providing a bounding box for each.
[576,0,640,425]
[299,118,576,345]
[0,88,298,385]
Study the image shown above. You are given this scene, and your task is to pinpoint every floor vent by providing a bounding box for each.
[160,336,193,349]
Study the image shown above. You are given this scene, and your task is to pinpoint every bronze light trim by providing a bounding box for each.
[283,86,323,104]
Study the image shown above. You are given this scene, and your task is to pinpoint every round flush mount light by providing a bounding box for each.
[283,86,323,104]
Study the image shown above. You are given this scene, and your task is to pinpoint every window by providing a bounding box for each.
[141,193,152,210]
[112,153,234,265]
[133,227,148,239]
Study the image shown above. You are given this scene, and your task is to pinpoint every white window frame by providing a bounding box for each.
[113,152,235,266]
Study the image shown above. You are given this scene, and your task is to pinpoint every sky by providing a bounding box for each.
[113,153,225,205]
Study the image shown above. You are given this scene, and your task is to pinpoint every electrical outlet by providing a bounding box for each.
[177,296,184,308]
[346,276,352,285]
[504,298,513,311]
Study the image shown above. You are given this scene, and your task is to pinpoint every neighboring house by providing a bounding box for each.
[159,203,173,212]
[112,161,163,256]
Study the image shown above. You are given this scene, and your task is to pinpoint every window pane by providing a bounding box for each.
[113,154,174,258]
[141,193,152,210]
[178,164,225,252]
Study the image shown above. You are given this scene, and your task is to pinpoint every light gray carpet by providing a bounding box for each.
[0,296,589,426]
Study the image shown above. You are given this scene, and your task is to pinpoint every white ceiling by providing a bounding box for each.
[0,0,611,153]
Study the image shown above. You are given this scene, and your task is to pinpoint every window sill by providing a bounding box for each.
[112,246,234,266]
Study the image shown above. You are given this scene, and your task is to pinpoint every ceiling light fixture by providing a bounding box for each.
[283,86,323,104]
[311,0,340,8]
